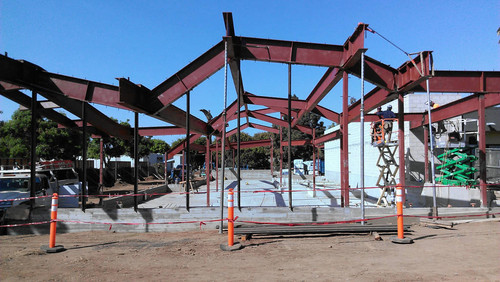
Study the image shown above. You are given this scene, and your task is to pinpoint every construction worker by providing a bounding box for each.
[381,105,396,142]
[430,101,446,133]
[371,107,384,144]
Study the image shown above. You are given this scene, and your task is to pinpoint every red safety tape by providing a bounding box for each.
[0,220,51,228]
[1,182,498,203]
[236,215,396,226]
[2,212,498,229]
[0,194,52,202]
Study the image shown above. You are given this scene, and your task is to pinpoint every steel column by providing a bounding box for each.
[81,102,87,212]
[280,114,283,187]
[270,138,274,176]
[341,71,349,207]
[134,112,139,212]
[478,94,487,207]
[398,92,406,203]
[185,91,190,211]
[288,64,293,210]
[182,151,185,182]
[220,40,228,234]
[30,90,37,211]
[237,76,241,210]
[360,51,365,223]
[424,126,429,182]
[99,138,104,194]
[312,128,316,197]
[206,135,211,207]
[215,138,219,192]
[164,151,168,187]
[425,79,438,217]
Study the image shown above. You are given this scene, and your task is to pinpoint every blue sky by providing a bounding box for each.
[1,1,498,144]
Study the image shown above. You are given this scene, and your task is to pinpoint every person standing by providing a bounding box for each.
[381,105,396,142]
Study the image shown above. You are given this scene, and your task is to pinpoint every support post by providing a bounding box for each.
[220,40,228,234]
[182,151,185,182]
[288,63,292,210]
[398,92,406,203]
[81,102,87,212]
[206,135,211,207]
[186,91,190,211]
[164,151,168,188]
[280,114,283,187]
[216,138,219,192]
[425,79,438,217]
[360,51,365,222]
[237,76,241,210]
[134,112,139,212]
[270,139,274,177]
[312,128,316,197]
[478,94,487,207]
[341,71,349,207]
[30,90,37,211]
[99,138,104,194]
[424,126,429,182]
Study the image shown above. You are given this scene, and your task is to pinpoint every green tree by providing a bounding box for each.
[150,139,170,154]
[0,110,82,160]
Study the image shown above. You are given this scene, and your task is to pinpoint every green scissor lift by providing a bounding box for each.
[435,148,477,186]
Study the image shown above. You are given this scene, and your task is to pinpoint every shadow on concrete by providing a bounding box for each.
[264,189,286,207]
[225,181,238,190]
[138,209,153,233]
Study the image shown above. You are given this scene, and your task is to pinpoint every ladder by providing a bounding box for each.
[375,143,399,206]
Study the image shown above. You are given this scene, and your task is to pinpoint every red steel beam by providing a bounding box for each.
[292,67,343,127]
[167,133,204,159]
[226,123,250,138]
[119,78,213,135]
[409,92,500,129]
[281,140,312,147]
[249,122,280,134]
[138,126,195,136]
[413,70,500,93]
[210,139,272,150]
[346,55,396,91]
[247,110,312,135]
[312,105,340,123]
[314,129,341,145]
[244,93,307,110]
[152,41,226,107]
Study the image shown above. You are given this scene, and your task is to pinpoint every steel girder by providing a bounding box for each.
[167,133,204,159]
[0,55,211,138]
[413,71,500,93]
[408,92,500,129]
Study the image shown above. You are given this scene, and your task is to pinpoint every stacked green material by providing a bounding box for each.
[435,148,478,186]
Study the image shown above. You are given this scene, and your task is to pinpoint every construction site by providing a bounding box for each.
[1,7,500,281]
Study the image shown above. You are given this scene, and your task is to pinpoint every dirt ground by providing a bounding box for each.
[1,221,499,281]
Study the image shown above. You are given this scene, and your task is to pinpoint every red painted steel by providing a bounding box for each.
[292,67,343,127]
[341,71,349,207]
[244,93,307,110]
[138,126,193,136]
[206,135,211,207]
[249,123,280,134]
[478,95,487,207]
[398,93,406,203]
[415,71,500,93]
[154,41,226,107]
[312,105,340,124]
[409,92,500,129]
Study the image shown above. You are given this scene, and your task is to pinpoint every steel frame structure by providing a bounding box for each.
[1,12,500,210]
